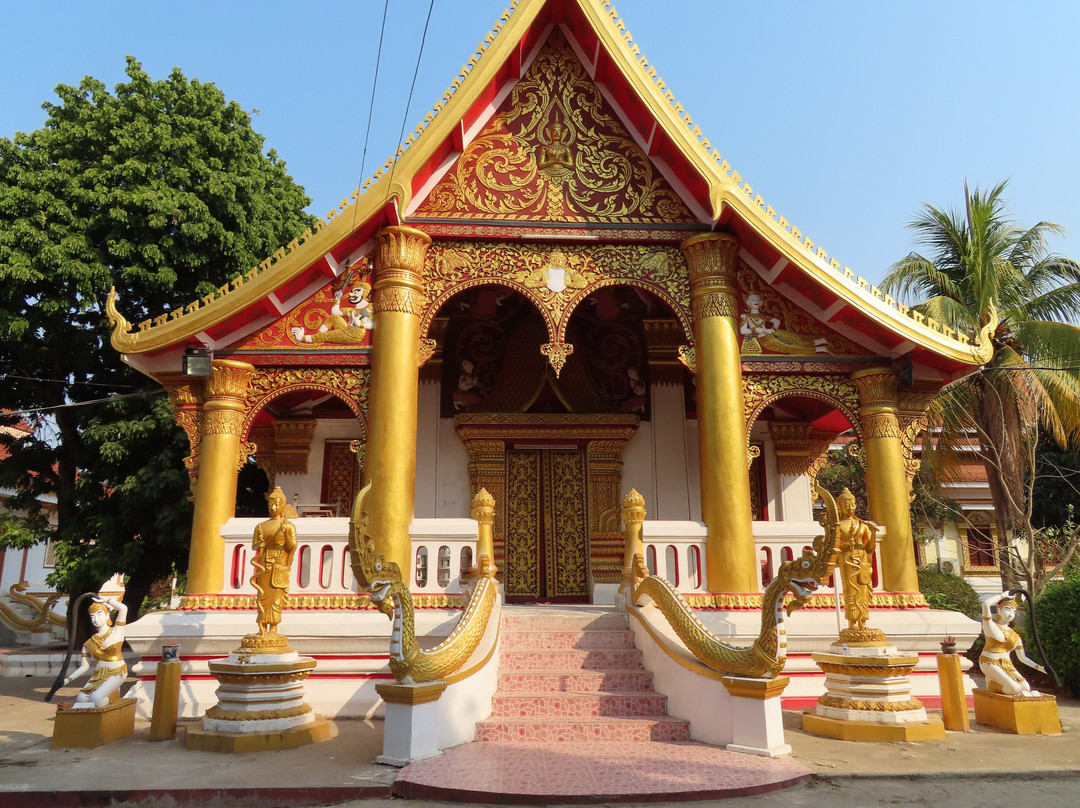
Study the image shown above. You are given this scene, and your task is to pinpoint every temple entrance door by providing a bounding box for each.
[504,447,590,603]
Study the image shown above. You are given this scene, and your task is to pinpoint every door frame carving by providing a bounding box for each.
[454,413,639,600]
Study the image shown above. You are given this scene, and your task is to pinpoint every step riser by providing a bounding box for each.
[500,614,628,631]
[475,720,691,743]
[496,671,655,692]
[499,650,644,671]
[500,630,636,650]
[491,694,669,718]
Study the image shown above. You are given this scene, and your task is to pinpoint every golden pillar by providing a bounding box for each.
[364,226,431,576]
[681,233,757,593]
[187,359,255,595]
[852,367,919,593]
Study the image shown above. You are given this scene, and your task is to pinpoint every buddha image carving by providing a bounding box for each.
[537,119,573,179]
[739,293,829,355]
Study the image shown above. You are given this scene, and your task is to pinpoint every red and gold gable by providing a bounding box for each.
[232,262,374,353]
[413,30,698,225]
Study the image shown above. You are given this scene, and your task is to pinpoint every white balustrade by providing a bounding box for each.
[219,516,478,599]
[639,520,886,594]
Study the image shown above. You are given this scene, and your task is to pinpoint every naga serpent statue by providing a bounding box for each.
[628,484,839,678]
[348,480,499,683]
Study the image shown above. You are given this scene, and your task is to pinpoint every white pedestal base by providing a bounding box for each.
[376,681,448,766]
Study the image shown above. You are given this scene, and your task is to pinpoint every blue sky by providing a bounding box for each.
[4,1,1078,287]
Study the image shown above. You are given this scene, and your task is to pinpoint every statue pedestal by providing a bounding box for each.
[375,681,448,766]
[802,632,945,742]
[52,697,137,748]
[185,635,332,753]
[973,688,1061,735]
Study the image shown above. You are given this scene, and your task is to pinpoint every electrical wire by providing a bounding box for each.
[352,0,392,230]
[383,0,437,215]
[1,374,136,389]
[3,388,163,416]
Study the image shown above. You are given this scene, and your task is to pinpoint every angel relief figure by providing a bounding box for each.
[290,282,374,346]
[739,293,830,355]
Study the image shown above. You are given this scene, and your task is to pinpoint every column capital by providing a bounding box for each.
[769,422,814,477]
[680,233,740,321]
[372,226,431,314]
[851,367,899,412]
[205,359,255,401]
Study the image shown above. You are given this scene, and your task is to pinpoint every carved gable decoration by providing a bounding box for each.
[414,31,698,225]
[233,259,375,352]
[735,265,872,358]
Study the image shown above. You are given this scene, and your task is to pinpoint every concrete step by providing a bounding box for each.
[495,669,656,693]
[490,692,669,718]
[497,648,645,672]
[500,629,637,650]
[475,715,691,742]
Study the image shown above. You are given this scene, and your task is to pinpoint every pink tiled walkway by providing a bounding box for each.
[393,607,812,802]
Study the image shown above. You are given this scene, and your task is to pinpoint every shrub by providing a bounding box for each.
[917,566,984,661]
[1033,578,1080,697]
[916,567,981,618]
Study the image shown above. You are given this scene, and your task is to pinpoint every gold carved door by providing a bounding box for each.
[504,448,590,602]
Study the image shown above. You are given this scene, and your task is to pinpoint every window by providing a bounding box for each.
[964,527,997,569]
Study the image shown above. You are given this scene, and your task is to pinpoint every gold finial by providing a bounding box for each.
[972,299,998,364]
[105,287,138,353]
[621,488,646,524]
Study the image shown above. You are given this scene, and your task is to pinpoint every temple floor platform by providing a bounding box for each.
[2,671,1079,807]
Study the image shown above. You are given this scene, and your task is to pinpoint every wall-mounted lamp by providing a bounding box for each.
[182,346,212,377]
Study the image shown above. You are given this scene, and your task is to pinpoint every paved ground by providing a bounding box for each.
[0,673,1077,807]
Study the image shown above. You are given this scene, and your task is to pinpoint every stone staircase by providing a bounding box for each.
[475,607,690,742]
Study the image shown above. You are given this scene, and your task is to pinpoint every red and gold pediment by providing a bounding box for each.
[735,266,871,358]
[413,31,698,225]
[232,261,374,352]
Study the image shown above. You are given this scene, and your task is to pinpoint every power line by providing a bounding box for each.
[3,390,163,418]
[384,0,437,214]
[352,0,391,230]
[1,374,136,389]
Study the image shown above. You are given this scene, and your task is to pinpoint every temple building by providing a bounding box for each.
[107,0,988,717]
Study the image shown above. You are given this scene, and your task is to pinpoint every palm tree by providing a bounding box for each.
[882,181,1080,589]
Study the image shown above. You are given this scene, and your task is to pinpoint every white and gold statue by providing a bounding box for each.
[980,591,1047,697]
[61,597,127,709]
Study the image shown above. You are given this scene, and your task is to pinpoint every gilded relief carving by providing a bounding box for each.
[505,450,542,599]
[546,450,589,599]
[242,368,369,439]
[735,267,868,357]
[743,374,862,451]
[414,31,697,225]
[421,241,693,354]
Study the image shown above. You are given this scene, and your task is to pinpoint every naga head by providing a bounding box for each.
[777,483,841,615]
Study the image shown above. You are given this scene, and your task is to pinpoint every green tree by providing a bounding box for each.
[0,57,313,620]
[882,182,1080,592]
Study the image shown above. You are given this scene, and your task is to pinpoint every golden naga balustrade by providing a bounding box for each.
[623,485,840,678]
[348,480,500,683]
[0,581,65,633]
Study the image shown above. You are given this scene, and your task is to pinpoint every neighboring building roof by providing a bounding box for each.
[107,0,992,379]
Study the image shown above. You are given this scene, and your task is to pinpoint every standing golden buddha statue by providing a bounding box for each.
[247,486,298,647]
[834,487,882,641]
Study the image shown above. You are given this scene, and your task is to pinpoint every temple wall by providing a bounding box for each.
[270,419,363,512]
[622,380,701,522]
[415,377,471,519]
